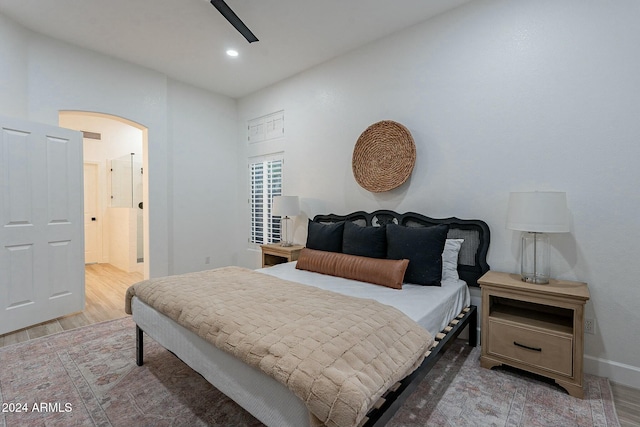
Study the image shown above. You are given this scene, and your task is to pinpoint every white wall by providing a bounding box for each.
[237,0,640,387]
[167,79,240,274]
[0,13,28,118]
[0,13,240,278]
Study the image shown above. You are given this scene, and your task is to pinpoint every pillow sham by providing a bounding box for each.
[442,239,464,282]
[342,221,386,258]
[386,223,449,286]
[306,220,344,253]
[295,248,409,290]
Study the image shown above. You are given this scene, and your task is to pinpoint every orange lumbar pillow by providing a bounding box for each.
[295,247,409,290]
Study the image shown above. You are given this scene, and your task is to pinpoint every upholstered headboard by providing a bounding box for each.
[312,210,490,287]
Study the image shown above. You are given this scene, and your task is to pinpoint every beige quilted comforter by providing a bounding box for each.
[125,266,433,427]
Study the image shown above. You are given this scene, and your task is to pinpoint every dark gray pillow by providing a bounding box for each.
[342,221,386,258]
[386,223,449,286]
[306,220,344,253]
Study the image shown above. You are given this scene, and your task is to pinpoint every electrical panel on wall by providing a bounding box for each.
[248,110,284,143]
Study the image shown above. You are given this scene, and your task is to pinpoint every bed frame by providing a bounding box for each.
[135,210,490,426]
[311,210,490,426]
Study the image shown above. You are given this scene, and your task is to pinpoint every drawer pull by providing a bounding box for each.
[513,341,542,352]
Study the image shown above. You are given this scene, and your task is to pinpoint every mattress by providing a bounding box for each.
[257,261,470,336]
[131,263,470,427]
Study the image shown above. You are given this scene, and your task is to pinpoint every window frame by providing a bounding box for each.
[248,152,284,247]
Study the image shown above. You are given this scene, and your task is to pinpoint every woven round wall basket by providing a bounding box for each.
[352,120,416,192]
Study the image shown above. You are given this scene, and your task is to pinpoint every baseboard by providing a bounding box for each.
[584,355,640,390]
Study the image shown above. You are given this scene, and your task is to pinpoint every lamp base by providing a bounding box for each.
[280,216,293,247]
[521,274,550,285]
[520,232,551,285]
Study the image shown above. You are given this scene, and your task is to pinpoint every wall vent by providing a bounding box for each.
[82,131,101,140]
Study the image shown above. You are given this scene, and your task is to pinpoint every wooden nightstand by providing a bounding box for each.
[260,243,304,268]
[478,271,590,398]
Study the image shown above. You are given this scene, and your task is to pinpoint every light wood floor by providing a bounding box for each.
[0,263,142,347]
[0,264,638,425]
[612,381,640,427]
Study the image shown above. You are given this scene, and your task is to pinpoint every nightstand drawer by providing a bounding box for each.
[487,318,573,377]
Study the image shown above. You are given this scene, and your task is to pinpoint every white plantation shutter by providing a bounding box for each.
[249,155,283,244]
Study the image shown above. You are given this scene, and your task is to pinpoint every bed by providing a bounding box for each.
[126,210,490,427]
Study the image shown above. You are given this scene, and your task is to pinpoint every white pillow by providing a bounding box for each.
[442,239,464,282]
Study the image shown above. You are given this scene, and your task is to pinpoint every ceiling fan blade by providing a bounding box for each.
[210,0,259,43]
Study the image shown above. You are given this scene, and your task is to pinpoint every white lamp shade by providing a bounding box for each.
[272,196,300,217]
[506,191,570,233]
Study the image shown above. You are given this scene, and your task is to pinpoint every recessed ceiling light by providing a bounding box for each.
[226,49,239,57]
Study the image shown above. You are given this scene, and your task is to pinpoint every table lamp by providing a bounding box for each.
[272,195,299,247]
[506,191,569,284]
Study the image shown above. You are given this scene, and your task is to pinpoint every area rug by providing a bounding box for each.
[0,317,620,427]
[387,343,620,427]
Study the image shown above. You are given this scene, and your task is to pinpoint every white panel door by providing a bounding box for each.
[0,115,85,335]
[83,162,100,264]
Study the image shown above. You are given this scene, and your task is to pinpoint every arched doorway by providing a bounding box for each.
[59,111,150,278]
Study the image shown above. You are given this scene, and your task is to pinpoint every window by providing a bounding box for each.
[249,154,283,245]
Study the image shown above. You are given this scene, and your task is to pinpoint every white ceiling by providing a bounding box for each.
[0,0,470,99]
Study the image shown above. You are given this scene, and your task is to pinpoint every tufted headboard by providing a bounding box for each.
[312,210,490,287]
